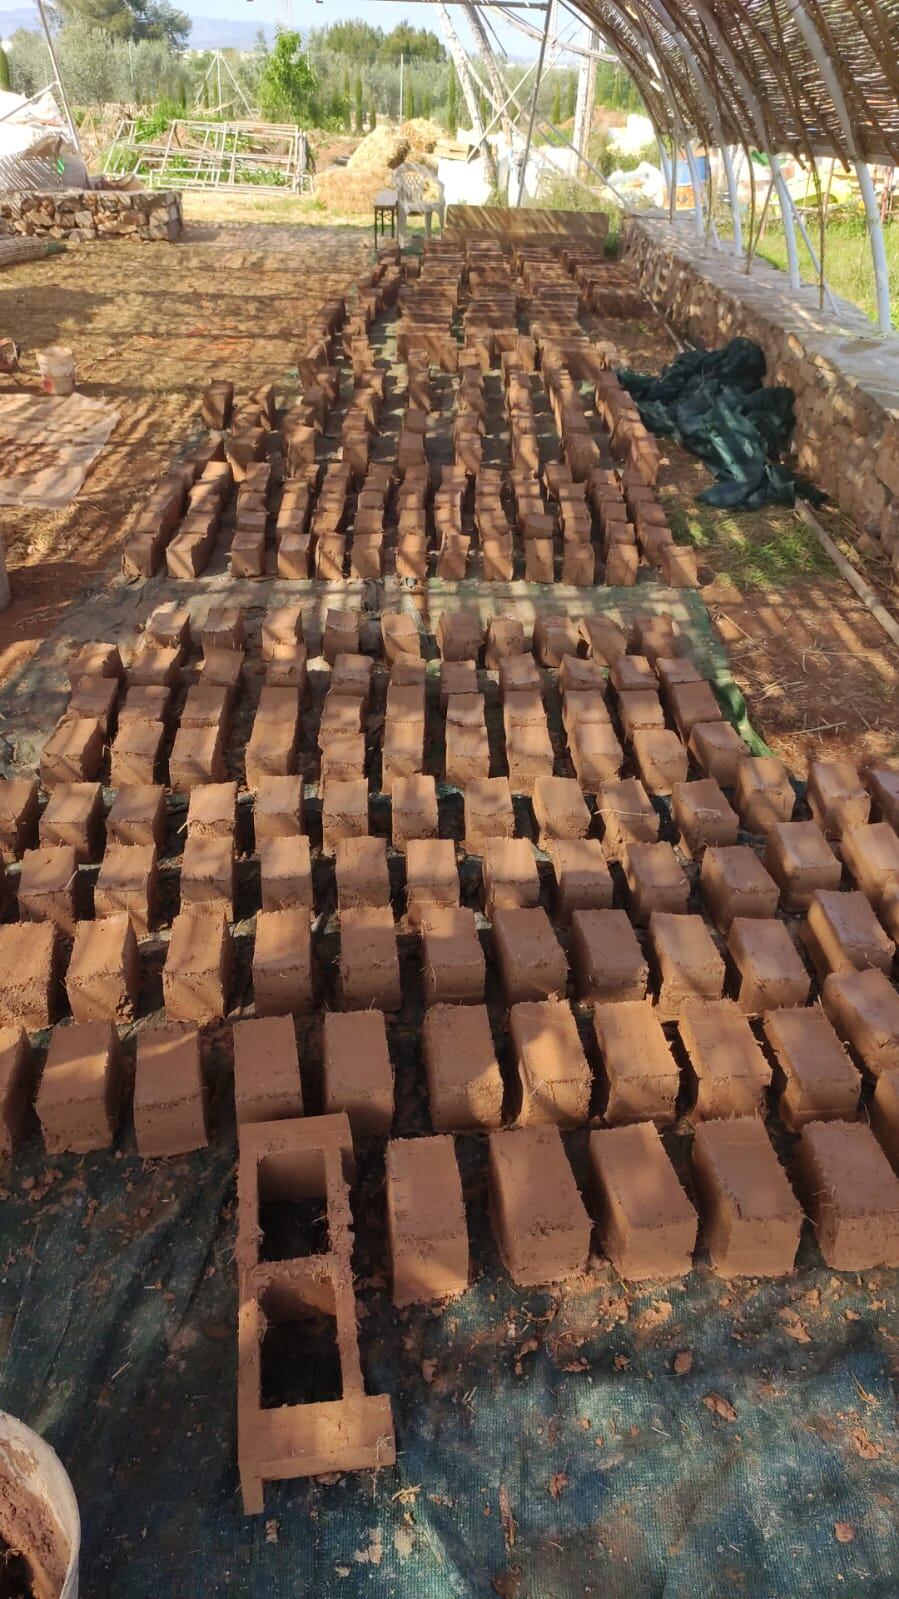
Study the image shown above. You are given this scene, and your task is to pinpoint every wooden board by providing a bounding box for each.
[444,205,609,242]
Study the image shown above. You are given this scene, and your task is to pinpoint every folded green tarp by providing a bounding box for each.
[618,336,815,510]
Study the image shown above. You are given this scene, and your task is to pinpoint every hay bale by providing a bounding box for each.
[346,125,410,174]
[314,167,387,215]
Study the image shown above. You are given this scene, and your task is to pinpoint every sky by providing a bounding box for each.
[197,0,537,54]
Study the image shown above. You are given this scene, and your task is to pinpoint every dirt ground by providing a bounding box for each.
[0,214,897,777]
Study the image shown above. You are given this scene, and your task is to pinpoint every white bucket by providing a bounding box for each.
[0,1411,80,1598]
[36,346,76,397]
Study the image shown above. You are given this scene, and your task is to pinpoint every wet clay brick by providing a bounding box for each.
[510,996,591,1127]
[339,907,401,1011]
[802,889,895,980]
[840,821,899,909]
[533,616,579,669]
[134,1024,207,1157]
[701,844,780,932]
[336,836,390,912]
[481,838,539,917]
[726,916,810,1013]
[259,835,313,913]
[532,776,590,843]
[764,821,841,911]
[632,729,688,796]
[19,846,78,934]
[464,777,514,852]
[117,684,171,727]
[594,999,680,1125]
[406,838,458,925]
[146,601,192,651]
[672,779,739,860]
[68,641,123,685]
[436,608,483,662]
[668,680,722,741]
[106,785,167,849]
[387,1135,468,1305]
[499,655,541,698]
[865,765,899,830]
[692,1117,802,1276]
[492,906,567,1005]
[253,908,314,1016]
[546,838,612,923]
[488,1125,591,1286]
[597,777,658,862]
[687,722,749,788]
[625,842,689,925]
[733,756,795,835]
[66,914,140,1023]
[485,615,525,668]
[588,1122,697,1280]
[0,1028,32,1154]
[423,1003,503,1131]
[679,999,771,1119]
[180,835,235,918]
[796,1120,899,1269]
[648,912,725,1021]
[580,614,627,664]
[445,722,490,787]
[807,760,870,839]
[67,675,119,734]
[822,967,899,1076]
[611,654,655,693]
[321,779,368,853]
[570,908,647,1004]
[870,1068,899,1170]
[187,782,238,840]
[381,611,421,666]
[180,683,230,735]
[506,723,554,794]
[323,1010,393,1137]
[440,661,478,709]
[164,907,232,1023]
[169,724,226,792]
[36,1020,121,1153]
[201,606,245,655]
[421,906,485,1006]
[129,643,184,688]
[0,921,58,1030]
[40,717,105,787]
[95,843,158,937]
[0,780,39,859]
[233,1015,303,1126]
[109,719,165,788]
[618,690,665,742]
[39,782,104,864]
[254,776,303,843]
[763,1007,861,1130]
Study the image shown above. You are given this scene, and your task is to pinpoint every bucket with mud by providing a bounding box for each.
[0,1412,80,1598]
[35,347,75,397]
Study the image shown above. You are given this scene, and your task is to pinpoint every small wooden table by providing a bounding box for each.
[374,188,398,249]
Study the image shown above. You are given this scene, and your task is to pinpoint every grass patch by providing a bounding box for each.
[716,214,899,328]
[660,489,834,589]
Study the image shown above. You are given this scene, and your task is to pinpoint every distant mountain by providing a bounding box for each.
[0,5,274,49]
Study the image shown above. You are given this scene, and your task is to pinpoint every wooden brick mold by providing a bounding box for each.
[236,1113,395,1512]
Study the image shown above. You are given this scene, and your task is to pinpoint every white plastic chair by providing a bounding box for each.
[394,162,445,243]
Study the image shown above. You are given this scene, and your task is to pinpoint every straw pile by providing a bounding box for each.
[315,118,443,214]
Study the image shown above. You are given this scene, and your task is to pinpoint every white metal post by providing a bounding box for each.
[768,154,801,290]
[516,0,553,206]
[684,139,705,238]
[35,0,83,160]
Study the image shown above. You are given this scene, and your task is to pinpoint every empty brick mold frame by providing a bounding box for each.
[236,1113,395,1512]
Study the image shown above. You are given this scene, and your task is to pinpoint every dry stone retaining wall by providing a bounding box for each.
[622,217,899,563]
[0,188,183,245]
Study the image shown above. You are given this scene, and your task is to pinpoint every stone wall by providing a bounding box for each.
[0,188,183,245]
[622,217,899,564]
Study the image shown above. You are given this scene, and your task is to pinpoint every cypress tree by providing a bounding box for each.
[447,68,458,137]
[551,81,561,125]
[0,48,9,94]
[354,73,364,134]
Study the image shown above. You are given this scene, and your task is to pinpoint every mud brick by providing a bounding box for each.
[510,996,591,1127]
[504,686,547,737]
[445,722,490,787]
[122,532,162,578]
[170,723,226,793]
[319,694,363,743]
[701,843,780,931]
[233,1016,303,1127]
[688,721,749,788]
[611,655,654,694]
[421,906,485,1006]
[796,1120,899,1269]
[570,908,647,1004]
[395,534,428,580]
[405,838,457,925]
[0,780,39,860]
[128,643,183,689]
[672,778,739,860]
[625,842,689,925]
[459,777,509,853]
[315,534,346,580]
[116,684,172,728]
[323,610,358,665]
[265,646,308,693]
[597,776,658,861]
[594,1000,680,1126]
[36,1020,121,1154]
[822,967,899,1076]
[660,543,698,587]
[483,537,515,582]
[179,834,234,919]
[145,602,192,652]
[40,717,105,788]
[387,1135,467,1305]
[436,608,483,662]
[496,659,540,706]
[184,783,235,842]
[649,911,725,1021]
[67,642,123,686]
[331,653,374,704]
[386,680,426,723]
[166,530,213,579]
[134,1024,207,1157]
[840,821,899,909]
[180,683,230,736]
[202,649,244,695]
[522,540,553,583]
[251,907,314,1016]
[679,999,771,1119]
[865,765,899,830]
[733,756,795,835]
[248,779,302,849]
[162,906,230,1022]
[18,845,77,934]
[255,835,312,914]
[532,776,591,843]
[381,611,421,666]
[807,760,870,839]
[667,680,722,741]
[692,1118,802,1276]
[532,616,579,669]
[67,674,119,735]
[492,906,567,1005]
[726,916,810,1013]
[488,1125,591,1286]
[589,1122,697,1280]
[245,723,297,790]
[544,839,610,923]
[618,690,665,742]
[632,728,688,796]
[569,722,621,803]
[763,1007,861,1130]
[604,544,638,585]
[335,836,390,913]
[351,535,383,580]
[423,1003,502,1131]
[485,615,525,668]
[104,789,164,855]
[385,775,435,852]
[321,779,368,853]
[323,1011,393,1138]
[871,1069,899,1169]
[0,921,57,1030]
[66,914,140,1025]
[0,1027,32,1154]
[277,533,311,578]
[202,379,234,429]
[260,605,303,663]
[109,720,165,789]
[339,907,401,1011]
[38,782,102,865]
[559,657,606,696]
[764,821,841,911]
[802,889,895,980]
[481,838,539,917]
[440,661,478,709]
[506,722,554,794]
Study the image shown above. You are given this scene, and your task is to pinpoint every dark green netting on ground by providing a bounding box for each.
[618,338,820,512]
